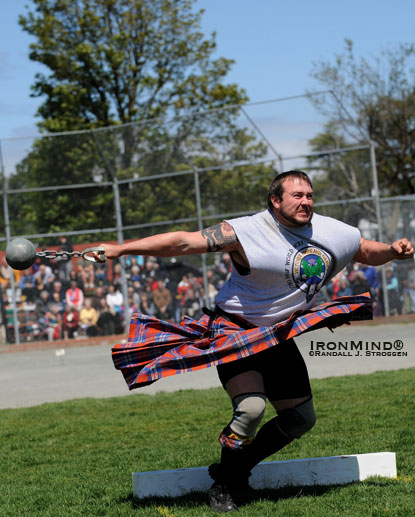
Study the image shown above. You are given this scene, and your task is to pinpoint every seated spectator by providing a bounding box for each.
[0,257,11,290]
[34,276,47,299]
[141,258,160,284]
[18,270,36,302]
[34,263,55,288]
[44,304,62,341]
[94,266,108,288]
[91,286,106,311]
[139,291,156,316]
[35,290,51,326]
[112,263,123,290]
[18,270,34,290]
[206,270,218,306]
[129,265,141,284]
[97,299,116,336]
[63,305,80,339]
[106,284,123,315]
[48,280,65,301]
[337,277,353,297]
[348,263,370,295]
[78,263,95,297]
[49,291,66,316]
[130,281,141,309]
[215,252,232,282]
[79,298,99,337]
[65,279,84,311]
[181,287,202,319]
[68,269,84,291]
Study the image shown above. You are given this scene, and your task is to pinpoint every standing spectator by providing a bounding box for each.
[56,236,73,282]
[65,279,84,311]
[79,298,99,337]
[63,305,80,339]
[403,263,415,314]
[386,268,401,315]
[153,278,172,320]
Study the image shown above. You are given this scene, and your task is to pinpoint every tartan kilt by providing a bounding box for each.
[111,293,372,390]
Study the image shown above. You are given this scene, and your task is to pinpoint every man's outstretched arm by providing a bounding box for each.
[97,222,240,260]
[353,237,414,266]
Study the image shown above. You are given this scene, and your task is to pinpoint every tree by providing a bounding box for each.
[19,0,246,132]
[309,40,415,196]
[7,0,275,240]
[305,122,375,228]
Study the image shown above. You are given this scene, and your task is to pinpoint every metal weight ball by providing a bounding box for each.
[6,237,37,270]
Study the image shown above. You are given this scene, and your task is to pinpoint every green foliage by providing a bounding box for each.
[309,40,415,196]
[306,123,374,227]
[0,369,414,515]
[19,0,246,131]
[7,0,274,239]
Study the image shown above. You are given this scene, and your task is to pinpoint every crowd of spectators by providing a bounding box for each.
[1,236,414,344]
[322,260,415,317]
[0,237,233,344]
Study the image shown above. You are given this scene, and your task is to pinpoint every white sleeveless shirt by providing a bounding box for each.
[215,209,361,326]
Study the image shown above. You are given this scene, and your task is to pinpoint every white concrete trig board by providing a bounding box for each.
[132,452,396,499]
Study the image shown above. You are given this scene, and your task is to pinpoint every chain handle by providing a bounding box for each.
[36,247,106,263]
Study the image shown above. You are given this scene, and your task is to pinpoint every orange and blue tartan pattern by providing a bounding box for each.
[111,293,372,390]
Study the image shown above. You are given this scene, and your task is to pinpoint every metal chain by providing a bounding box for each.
[36,250,84,259]
[36,247,106,263]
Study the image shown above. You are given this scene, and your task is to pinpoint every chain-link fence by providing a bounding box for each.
[1,93,413,344]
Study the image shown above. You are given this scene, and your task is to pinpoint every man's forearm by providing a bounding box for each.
[354,237,414,265]
[109,231,206,259]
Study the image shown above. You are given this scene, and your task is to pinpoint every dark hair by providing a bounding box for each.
[267,170,312,208]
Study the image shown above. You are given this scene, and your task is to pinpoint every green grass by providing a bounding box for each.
[1,368,414,516]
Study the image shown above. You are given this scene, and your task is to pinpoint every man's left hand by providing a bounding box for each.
[391,238,414,260]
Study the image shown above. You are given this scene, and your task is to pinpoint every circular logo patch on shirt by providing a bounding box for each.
[291,246,331,301]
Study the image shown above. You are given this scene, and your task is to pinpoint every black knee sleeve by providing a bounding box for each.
[276,397,316,439]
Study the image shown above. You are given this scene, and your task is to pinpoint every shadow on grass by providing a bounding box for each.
[119,483,353,511]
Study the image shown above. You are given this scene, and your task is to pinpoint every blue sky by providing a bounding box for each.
[1,0,414,145]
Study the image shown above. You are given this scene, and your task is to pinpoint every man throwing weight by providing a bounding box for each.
[98,171,413,512]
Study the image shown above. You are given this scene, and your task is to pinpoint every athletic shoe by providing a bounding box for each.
[208,482,238,512]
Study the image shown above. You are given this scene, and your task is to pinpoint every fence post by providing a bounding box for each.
[91,132,130,333]
[0,142,20,344]
[193,167,209,307]
[370,141,389,317]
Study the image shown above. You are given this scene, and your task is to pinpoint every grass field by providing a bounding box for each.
[1,368,414,516]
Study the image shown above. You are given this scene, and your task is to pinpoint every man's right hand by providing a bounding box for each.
[95,243,121,261]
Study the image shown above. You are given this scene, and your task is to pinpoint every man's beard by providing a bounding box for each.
[279,206,312,227]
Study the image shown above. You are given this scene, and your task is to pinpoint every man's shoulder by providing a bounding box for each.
[312,212,358,231]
